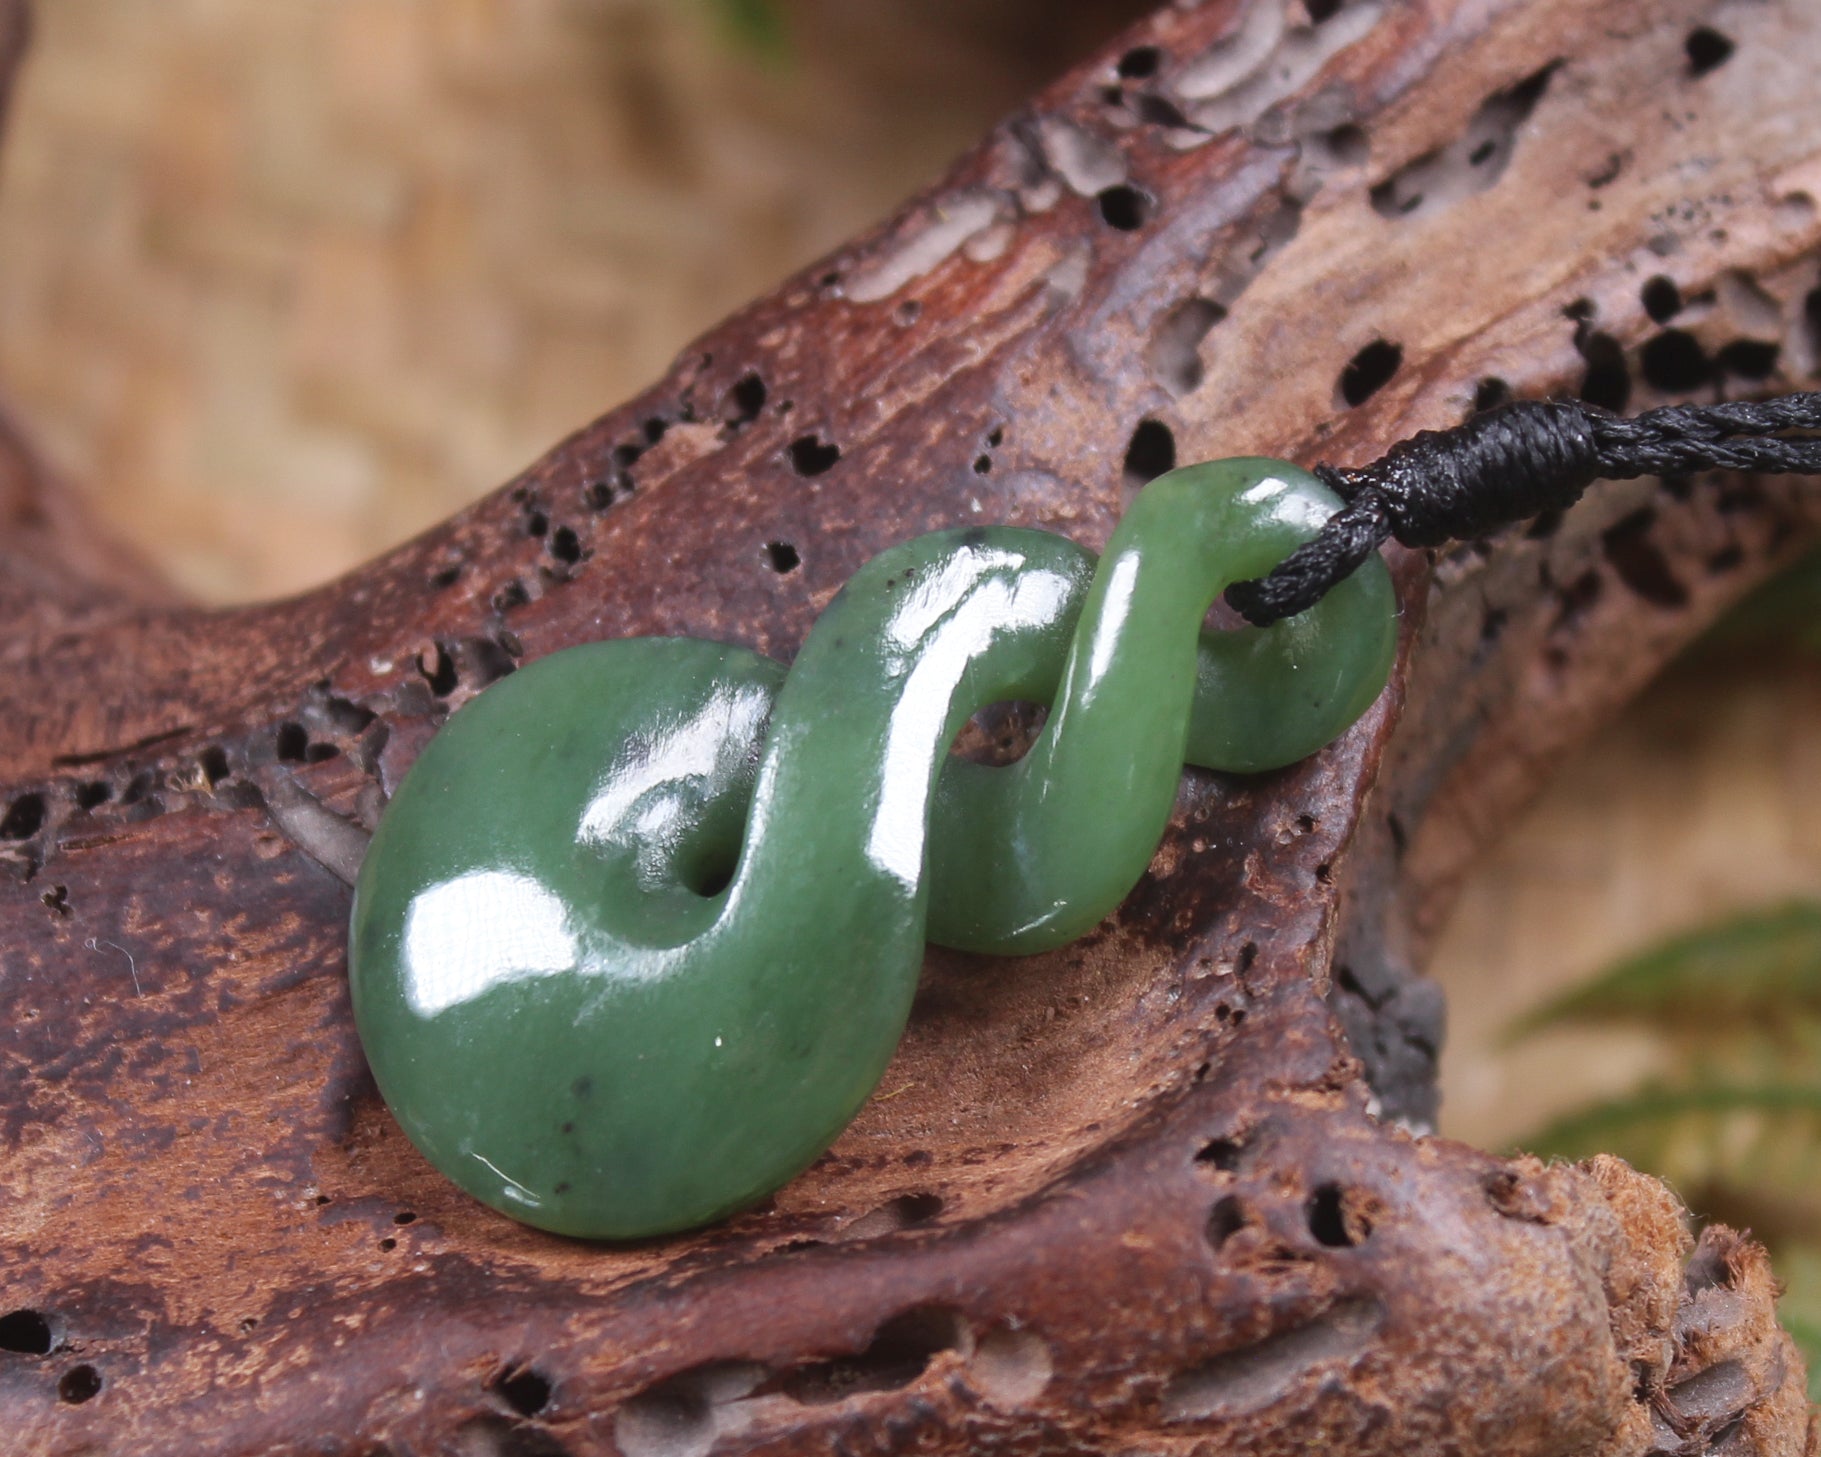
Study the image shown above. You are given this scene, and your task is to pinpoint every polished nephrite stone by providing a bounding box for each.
[348,459,1398,1239]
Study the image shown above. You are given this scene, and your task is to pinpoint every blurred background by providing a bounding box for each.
[0,0,1150,599]
[2,0,1817,1368]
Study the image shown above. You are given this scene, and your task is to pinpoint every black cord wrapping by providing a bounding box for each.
[1223,393,1821,627]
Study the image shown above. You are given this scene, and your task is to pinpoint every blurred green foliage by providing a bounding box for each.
[702,0,789,64]
[1695,547,1821,658]
[1511,539,1821,1401]
[1512,902,1821,1401]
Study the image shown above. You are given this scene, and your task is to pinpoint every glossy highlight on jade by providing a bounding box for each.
[347,459,1399,1239]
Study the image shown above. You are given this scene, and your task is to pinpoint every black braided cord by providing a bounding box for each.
[1223,393,1821,627]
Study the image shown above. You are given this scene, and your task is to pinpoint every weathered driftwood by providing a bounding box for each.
[2,0,1819,1452]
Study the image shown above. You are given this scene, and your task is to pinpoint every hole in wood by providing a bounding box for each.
[1206,1195,1249,1248]
[1123,418,1176,485]
[275,723,308,762]
[1601,508,1689,609]
[1148,298,1225,397]
[1338,339,1401,407]
[0,1310,52,1354]
[1161,1298,1383,1420]
[757,1306,968,1405]
[1716,339,1780,380]
[1117,45,1160,78]
[1307,1183,1370,1246]
[1096,185,1152,231]
[1685,25,1735,77]
[492,1365,554,1417]
[970,1327,1053,1407]
[727,372,767,426]
[1639,329,1711,393]
[788,435,841,476]
[1196,1138,1243,1172]
[1574,328,1631,413]
[764,541,800,574]
[59,1365,101,1404]
[0,793,45,840]
[1641,275,1683,323]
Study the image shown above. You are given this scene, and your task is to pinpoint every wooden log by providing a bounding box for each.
[2,0,1817,1452]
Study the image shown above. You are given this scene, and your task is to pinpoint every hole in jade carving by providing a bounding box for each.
[75,781,110,811]
[58,1365,101,1404]
[1123,418,1177,486]
[950,701,1049,766]
[0,1310,52,1354]
[1338,340,1401,407]
[681,842,738,899]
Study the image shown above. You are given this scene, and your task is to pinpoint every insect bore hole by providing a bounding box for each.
[58,1366,101,1405]
[1123,418,1176,486]
[1338,339,1402,407]
[1097,185,1152,231]
[1685,26,1735,77]
[0,1309,52,1354]
[765,541,800,574]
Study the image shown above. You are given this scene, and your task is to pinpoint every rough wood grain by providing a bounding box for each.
[2,0,1818,1453]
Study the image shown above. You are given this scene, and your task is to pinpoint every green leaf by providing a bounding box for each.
[1516,1084,1821,1236]
[1507,902,1821,1042]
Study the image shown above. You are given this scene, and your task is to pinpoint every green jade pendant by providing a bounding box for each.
[348,459,1398,1239]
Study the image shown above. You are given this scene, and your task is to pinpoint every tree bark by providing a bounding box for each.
[2,0,1818,1453]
